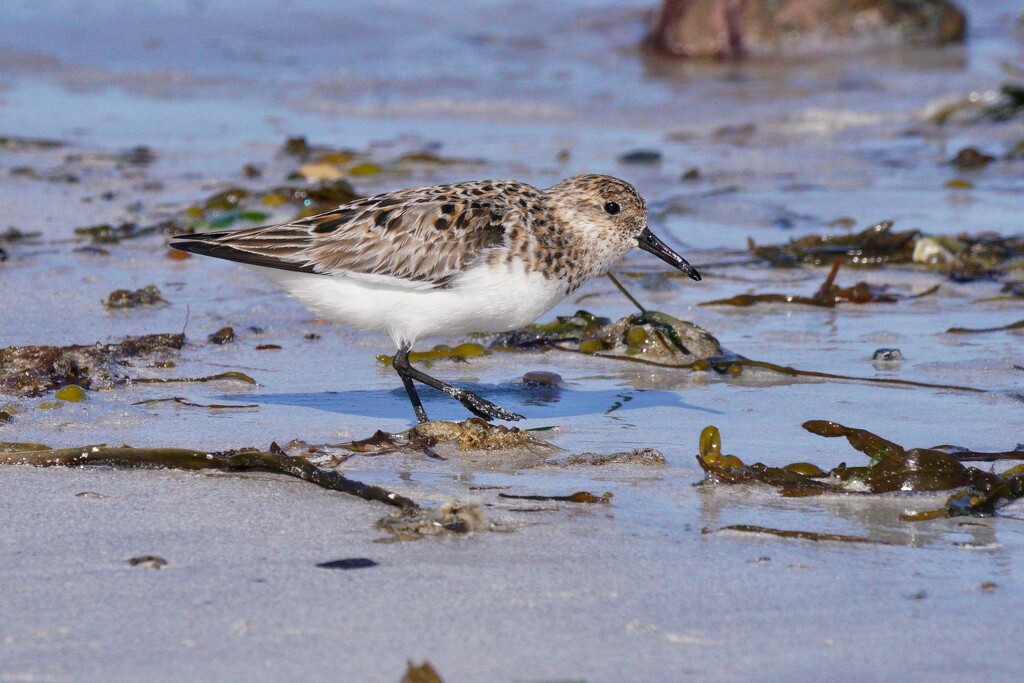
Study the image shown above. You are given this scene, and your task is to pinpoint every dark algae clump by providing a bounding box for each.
[748,221,918,267]
[0,443,417,510]
[207,326,236,345]
[490,308,723,362]
[337,418,556,460]
[102,285,168,308]
[701,258,939,308]
[0,334,184,397]
[696,422,1024,519]
[748,220,1024,280]
[498,491,612,504]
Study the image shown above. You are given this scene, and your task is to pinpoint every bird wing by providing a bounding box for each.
[170,182,528,289]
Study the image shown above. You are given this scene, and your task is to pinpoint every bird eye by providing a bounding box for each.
[603,201,621,215]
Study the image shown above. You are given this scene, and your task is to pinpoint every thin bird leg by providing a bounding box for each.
[393,345,430,423]
[387,348,428,421]
[391,345,524,422]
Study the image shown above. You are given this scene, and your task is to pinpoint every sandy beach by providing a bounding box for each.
[2,1,1023,680]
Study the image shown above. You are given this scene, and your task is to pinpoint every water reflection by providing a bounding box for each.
[238,383,724,421]
[696,483,1011,555]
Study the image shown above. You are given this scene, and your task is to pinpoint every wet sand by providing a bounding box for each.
[1,1,1023,681]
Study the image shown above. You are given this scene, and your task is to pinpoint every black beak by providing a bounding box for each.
[636,228,701,281]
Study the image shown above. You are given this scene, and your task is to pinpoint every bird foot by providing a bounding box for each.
[456,390,524,422]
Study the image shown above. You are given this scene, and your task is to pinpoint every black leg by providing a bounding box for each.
[393,352,430,421]
[392,344,524,422]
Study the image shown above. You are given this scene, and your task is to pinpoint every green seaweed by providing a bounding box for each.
[0,136,63,151]
[377,343,487,366]
[74,222,161,244]
[55,385,87,402]
[0,227,42,242]
[173,178,361,235]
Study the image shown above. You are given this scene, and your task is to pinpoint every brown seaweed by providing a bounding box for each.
[703,525,883,544]
[336,419,556,457]
[132,371,257,386]
[701,258,939,308]
[0,135,63,151]
[74,222,163,244]
[207,326,236,344]
[695,422,1024,518]
[927,83,1024,124]
[749,221,1024,278]
[102,285,168,308]
[549,344,985,395]
[400,661,445,683]
[946,319,1024,335]
[497,491,612,504]
[133,397,259,409]
[0,334,185,397]
[0,444,417,510]
[749,221,918,267]
[491,308,723,362]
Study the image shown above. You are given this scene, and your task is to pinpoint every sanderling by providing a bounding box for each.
[170,174,701,423]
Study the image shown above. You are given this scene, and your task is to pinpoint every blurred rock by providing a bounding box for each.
[647,0,966,60]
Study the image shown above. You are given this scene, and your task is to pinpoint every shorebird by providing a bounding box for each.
[170,174,700,423]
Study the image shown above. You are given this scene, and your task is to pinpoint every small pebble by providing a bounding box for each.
[315,558,379,570]
[952,147,994,170]
[208,326,235,344]
[522,371,563,386]
[122,146,155,165]
[872,348,902,361]
[127,555,167,569]
[618,149,662,165]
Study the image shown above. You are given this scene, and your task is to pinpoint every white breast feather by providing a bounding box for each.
[251,260,566,348]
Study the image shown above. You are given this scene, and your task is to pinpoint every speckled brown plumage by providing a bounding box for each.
[170,174,648,293]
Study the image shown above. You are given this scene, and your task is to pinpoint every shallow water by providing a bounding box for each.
[1,1,1024,681]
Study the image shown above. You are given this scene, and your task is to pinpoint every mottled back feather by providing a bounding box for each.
[171,180,535,288]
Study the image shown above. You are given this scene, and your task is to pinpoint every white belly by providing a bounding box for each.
[251,262,567,347]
